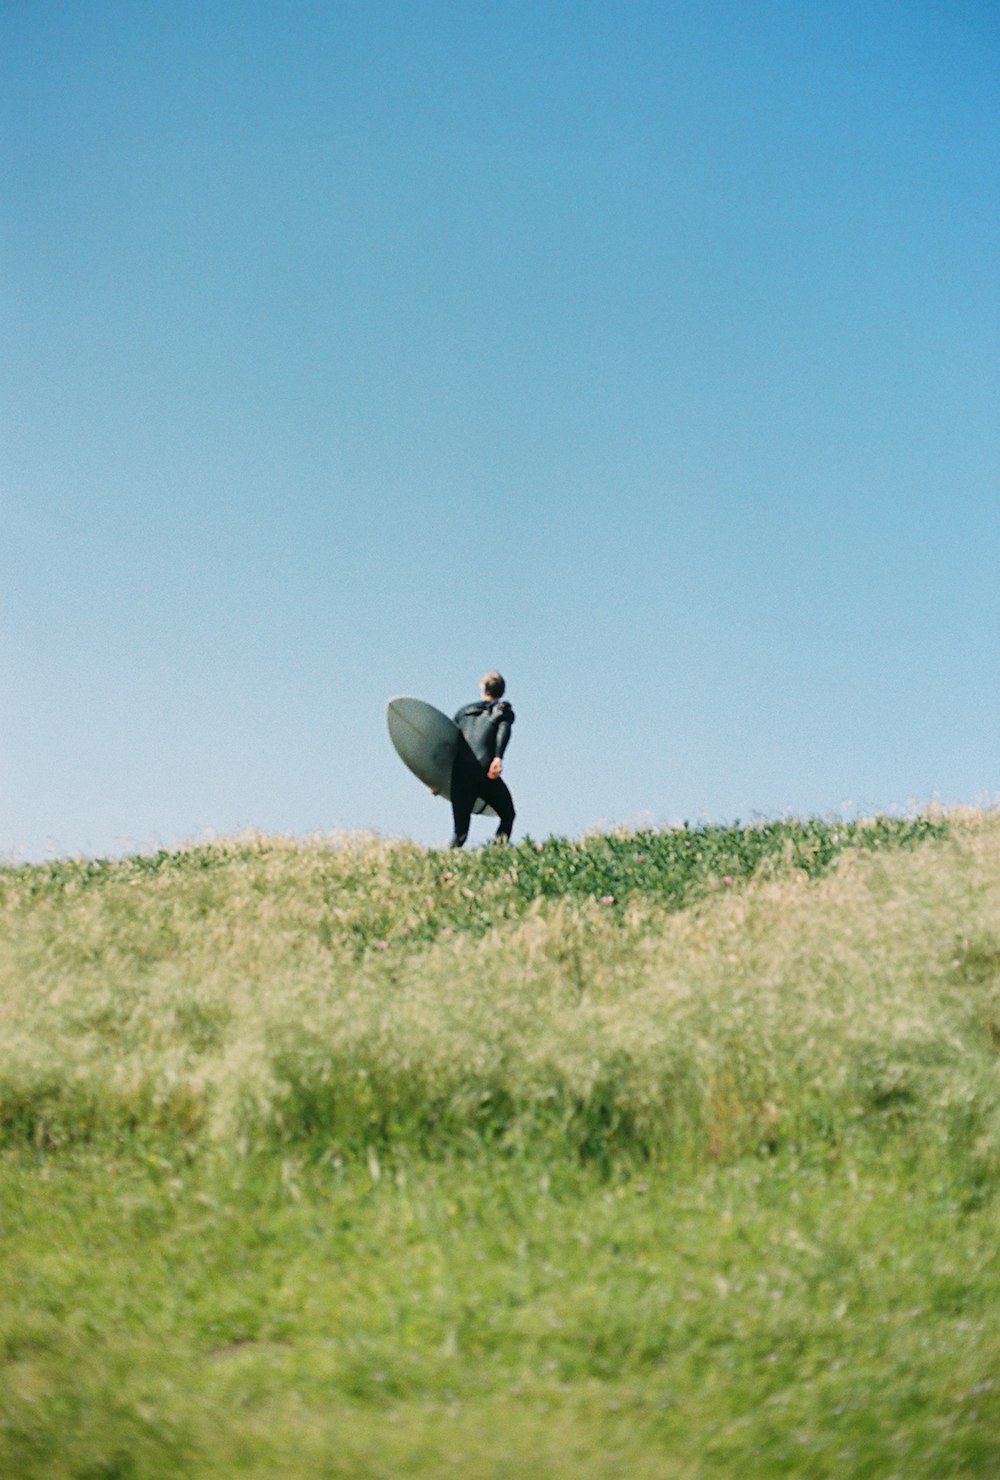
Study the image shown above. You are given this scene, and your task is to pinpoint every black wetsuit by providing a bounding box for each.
[450,699,515,848]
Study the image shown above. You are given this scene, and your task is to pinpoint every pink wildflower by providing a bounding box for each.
[722,876,733,886]
[374,939,389,949]
[599,894,615,905]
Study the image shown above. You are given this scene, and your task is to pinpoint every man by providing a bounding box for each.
[449,671,516,849]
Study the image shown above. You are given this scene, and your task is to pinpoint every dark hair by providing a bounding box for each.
[481,671,505,698]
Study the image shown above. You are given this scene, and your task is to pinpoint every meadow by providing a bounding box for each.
[2,811,999,1478]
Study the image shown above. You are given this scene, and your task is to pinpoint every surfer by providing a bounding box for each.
[450,671,516,848]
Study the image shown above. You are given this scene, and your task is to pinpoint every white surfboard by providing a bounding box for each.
[386,697,495,817]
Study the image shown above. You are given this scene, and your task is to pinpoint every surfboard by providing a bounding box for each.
[386,697,496,817]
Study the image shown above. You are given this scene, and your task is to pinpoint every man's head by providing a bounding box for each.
[480,671,506,700]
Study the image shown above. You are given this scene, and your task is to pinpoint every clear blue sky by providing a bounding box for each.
[3,1,998,859]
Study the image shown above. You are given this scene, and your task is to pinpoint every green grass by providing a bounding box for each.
[2,810,1000,1476]
[4,1145,999,1479]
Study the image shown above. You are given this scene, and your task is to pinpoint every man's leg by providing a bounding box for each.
[449,760,476,848]
[480,776,515,842]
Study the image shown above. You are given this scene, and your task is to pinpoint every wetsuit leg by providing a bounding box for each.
[449,747,478,848]
[450,783,475,848]
[479,775,515,841]
[450,750,515,846]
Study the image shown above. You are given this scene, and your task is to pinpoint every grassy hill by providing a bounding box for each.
[2,811,999,1477]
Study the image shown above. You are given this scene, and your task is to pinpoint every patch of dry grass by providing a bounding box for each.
[2,813,998,1167]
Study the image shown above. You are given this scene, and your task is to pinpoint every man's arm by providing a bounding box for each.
[489,705,514,779]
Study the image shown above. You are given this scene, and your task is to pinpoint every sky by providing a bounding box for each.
[3,0,998,860]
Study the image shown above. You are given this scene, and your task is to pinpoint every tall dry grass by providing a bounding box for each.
[1,814,998,1167]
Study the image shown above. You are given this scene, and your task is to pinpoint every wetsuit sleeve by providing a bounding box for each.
[495,703,514,758]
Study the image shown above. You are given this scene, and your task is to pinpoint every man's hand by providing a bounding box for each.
[487,758,502,781]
